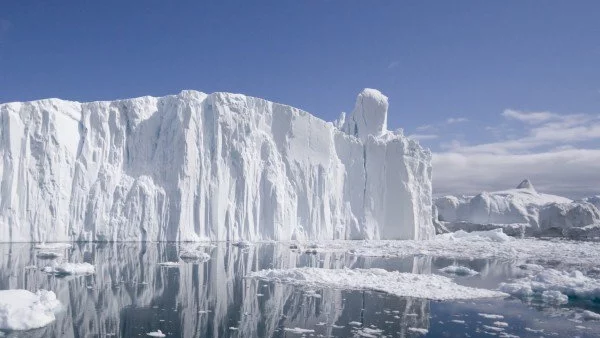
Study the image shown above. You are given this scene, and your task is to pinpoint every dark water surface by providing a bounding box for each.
[0,242,599,337]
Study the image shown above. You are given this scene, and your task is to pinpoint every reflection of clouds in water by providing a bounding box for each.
[0,243,430,338]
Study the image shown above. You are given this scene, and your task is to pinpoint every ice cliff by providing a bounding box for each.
[435,180,600,237]
[0,89,434,242]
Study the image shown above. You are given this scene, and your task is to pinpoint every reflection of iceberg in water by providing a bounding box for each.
[0,243,430,337]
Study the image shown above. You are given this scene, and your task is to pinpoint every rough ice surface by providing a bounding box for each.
[303,231,600,267]
[42,262,95,275]
[247,267,507,300]
[499,269,600,302]
[0,289,61,330]
[439,265,479,276]
[0,89,433,242]
[435,180,600,236]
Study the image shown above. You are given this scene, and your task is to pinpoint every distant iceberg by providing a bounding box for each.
[0,89,434,242]
[434,180,600,238]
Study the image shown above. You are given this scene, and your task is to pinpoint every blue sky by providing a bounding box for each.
[1,1,599,197]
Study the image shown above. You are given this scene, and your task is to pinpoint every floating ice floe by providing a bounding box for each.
[248,267,507,300]
[146,330,166,337]
[179,250,210,262]
[439,265,479,276]
[158,262,180,268]
[582,310,600,320]
[0,289,62,330]
[283,327,315,334]
[437,228,512,243]
[303,233,600,267]
[407,327,428,334]
[34,243,72,250]
[499,269,600,303]
[42,262,95,275]
[478,313,504,319]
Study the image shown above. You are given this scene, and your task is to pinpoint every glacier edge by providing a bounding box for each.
[0,89,434,242]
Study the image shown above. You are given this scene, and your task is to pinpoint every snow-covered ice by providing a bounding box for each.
[499,269,600,302]
[43,262,95,275]
[158,262,180,267]
[179,250,210,261]
[248,267,507,300]
[0,89,433,242]
[36,251,62,259]
[34,243,72,250]
[283,327,315,334]
[0,289,62,330]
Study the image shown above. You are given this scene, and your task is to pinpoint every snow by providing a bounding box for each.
[0,89,433,242]
[499,269,600,302]
[0,289,62,330]
[434,180,600,236]
[146,330,166,337]
[248,267,507,300]
[43,262,95,275]
[439,265,479,276]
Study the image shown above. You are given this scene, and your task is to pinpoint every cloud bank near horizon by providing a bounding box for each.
[415,109,600,198]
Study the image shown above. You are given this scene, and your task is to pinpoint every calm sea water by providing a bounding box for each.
[0,242,599,337]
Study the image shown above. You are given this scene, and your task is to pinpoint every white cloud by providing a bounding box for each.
[446,117,468,124]
[433,149,600,198]
[387,60,400,69]
[433,109,600,198]
[408,134,439,141]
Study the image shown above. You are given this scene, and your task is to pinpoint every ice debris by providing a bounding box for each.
[248,267,507,300]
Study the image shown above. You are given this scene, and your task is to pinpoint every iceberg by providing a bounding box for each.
[434,180,600,236]
[0,89,434,242]
[0,289,62,330]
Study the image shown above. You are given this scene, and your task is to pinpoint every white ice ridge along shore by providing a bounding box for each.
[0,89,434,242]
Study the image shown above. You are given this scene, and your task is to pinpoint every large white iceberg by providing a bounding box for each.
[435,180,600,236]
[0,89,434,242]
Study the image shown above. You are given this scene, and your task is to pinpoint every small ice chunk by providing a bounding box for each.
[407,327,428,335]
[0,289,62,330]
[583,310,600,320]
[438,229,512,243]
[440,265,479,276]
[158,262,180,267]
[283,327,315,334]
[541,290,568,304]
[146,330,166,337]
[493,321,509,327]
[43,262,95,275]
[478,313,504,319]
[451,320,466,324]
[232,241,251,248]
[179,250,210,262]
[349,321,362,326]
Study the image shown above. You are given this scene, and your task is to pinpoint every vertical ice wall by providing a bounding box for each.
[0,89,433,242]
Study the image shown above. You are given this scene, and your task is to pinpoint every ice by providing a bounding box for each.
[437,228,513,242]
[158,262,180,267]
[179,250,210,262]
[36,251,62,259]
[248,267,507,300]
[34,243,72,250]
[439,265,479,276]
[0,289,62,330]
[0,89,433,242]
[283,327,315,334]
[146,330,166,337]
[43,262,95,275]
[478,313,504,320]
[435,180,600,236]
[499,269,600,302]
[582,310,600,320]
[407,327,428,334]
